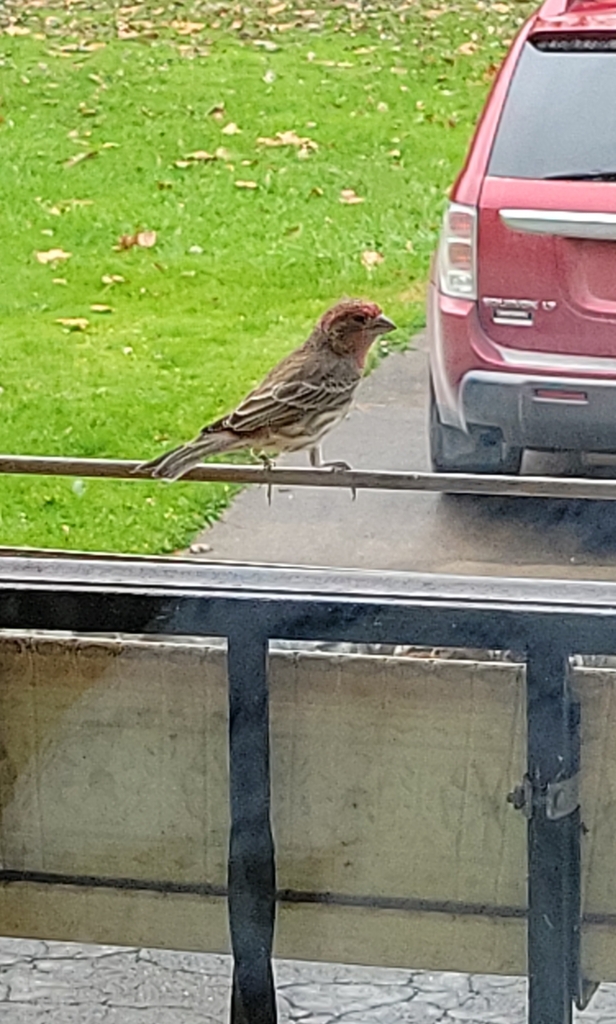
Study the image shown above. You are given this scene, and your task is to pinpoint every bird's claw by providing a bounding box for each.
[321,460,355,500]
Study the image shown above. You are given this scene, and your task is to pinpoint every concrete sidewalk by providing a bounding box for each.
[2,938,616,1022]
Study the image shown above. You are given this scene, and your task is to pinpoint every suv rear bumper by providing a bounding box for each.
[460,371,616,452]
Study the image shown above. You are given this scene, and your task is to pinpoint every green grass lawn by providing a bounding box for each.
[0,0,535,553]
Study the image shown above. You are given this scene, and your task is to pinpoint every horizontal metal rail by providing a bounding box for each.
[0,453,616,500]
[0,556,611,1024]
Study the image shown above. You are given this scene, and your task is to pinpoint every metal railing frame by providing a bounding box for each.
[0,457,615,1021]
[0,555,616,1023]
[0,453,615,499]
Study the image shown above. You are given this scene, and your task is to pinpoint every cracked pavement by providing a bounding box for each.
[2,938,616,1022]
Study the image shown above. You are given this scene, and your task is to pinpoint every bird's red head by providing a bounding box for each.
[318,299,396,365]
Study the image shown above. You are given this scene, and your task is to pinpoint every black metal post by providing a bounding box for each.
[227,628,277,1024]
[526,648,580,1024]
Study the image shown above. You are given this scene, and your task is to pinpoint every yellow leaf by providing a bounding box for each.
[170,19,205,34]
[136,230,157,248]
[221,122,241,135]
[361,249,384,270]
[90,304,114,313]
[55,317,89,331]
[64,150,97,168]
[257,130,318,153]
[36,248,72,264]
[339,188,364,205]
[234,180,258,189]
[458,41,479,55]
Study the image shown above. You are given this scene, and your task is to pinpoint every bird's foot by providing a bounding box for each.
[251,448,275,470]
[321,460,356,500]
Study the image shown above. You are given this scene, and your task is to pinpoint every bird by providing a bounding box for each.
[138,298,396,482]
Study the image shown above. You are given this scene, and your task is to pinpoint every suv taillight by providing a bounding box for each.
[438,202,477,300]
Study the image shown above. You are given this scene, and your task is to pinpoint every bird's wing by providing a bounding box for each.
[225,376,357,434]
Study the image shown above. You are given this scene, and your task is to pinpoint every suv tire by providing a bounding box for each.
[429,383,522,475]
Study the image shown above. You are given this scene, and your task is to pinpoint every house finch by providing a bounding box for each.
[139,298,396,481]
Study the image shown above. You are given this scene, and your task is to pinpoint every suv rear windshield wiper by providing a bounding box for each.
[543,171,616,181]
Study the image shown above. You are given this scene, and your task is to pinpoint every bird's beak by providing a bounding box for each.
[370,313,396,334]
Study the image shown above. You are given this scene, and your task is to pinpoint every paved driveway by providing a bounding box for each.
[196,336,616,579]
[2,937,616,1022]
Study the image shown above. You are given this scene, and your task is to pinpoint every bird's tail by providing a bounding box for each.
[138,430,240,481]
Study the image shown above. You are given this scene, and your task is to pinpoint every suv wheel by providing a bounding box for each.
[429,383,522,475]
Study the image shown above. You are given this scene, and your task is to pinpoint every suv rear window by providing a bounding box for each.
[488,39,616,180]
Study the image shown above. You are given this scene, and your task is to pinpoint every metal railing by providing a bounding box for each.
[0,554,615,1023]
[0,456,616,1022]
[1,452,616,499]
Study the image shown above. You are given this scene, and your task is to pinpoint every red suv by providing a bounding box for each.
[427,0,616,474]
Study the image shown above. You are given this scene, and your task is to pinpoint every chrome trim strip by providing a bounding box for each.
[492,314,533,327]
[494,343,616,374]
[461,368,616,393]
[500,208,616,240]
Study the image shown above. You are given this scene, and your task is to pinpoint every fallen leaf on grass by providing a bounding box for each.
[53,278,67,285]
[56,317,89,331]
[207,102,225,120]
[483,62,501,81]
[339,188,364,205]
[4,25,31,36]
[257,130,318,156]
[221,121,241,135]
[115,230,157,250]
[234,180,258,189]
[361,249,384,270]
[65,150,97,169]
[458,40,479,55]
[101,274,125,285]
[253,39,280,52]
[36,248,72,264]
[90,304,113,313]
[187,149,216,161]
[170,20,205,34]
